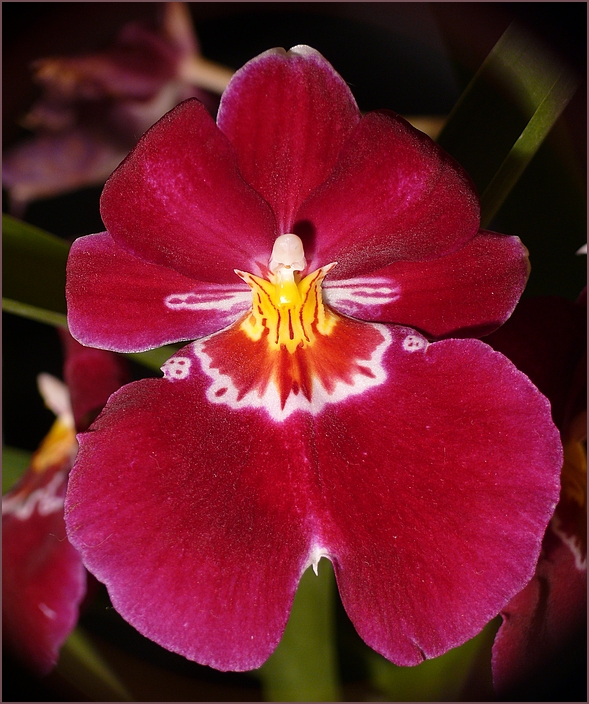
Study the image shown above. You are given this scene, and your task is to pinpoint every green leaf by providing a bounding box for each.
[437,21,579,227]
[2,213,70,315]
[3,297,68,328]
[2,214,177,371]
[366,619,498,702]
[55,626,134,701]
[2,445,32,494]
[258,560,341,702]
[126,345,180,372]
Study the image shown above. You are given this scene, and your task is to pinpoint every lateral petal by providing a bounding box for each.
[324,232,529,339]
[218,46,361,234]
[65,370,316,671]
[313,328,561,665]
[100,99,277,283]
[66,232,251,352]
[295,111,480,278]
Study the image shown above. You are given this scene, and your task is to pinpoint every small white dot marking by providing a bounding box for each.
[403,334,427,352]
[162,357,192,380]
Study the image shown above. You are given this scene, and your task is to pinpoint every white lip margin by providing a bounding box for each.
[305,544,332,576]
[191,323,392,423]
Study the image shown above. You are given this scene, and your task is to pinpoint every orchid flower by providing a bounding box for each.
[64,46,562,672]
[487,291,586,695]
[2,2,227,215]
[2,331,129,674]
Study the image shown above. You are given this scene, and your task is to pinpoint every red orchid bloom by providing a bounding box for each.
[487,292,586,696]
[2,331,129,675]
[64,46,562,672]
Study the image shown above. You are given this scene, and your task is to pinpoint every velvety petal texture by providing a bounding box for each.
[64,45,565,673]
[67,233,250,352]
[100,100,277,283]
[66,375,315,671]
[324,231,529,338]
[217,46,361,233]
[66,327,561,670]
[295,111,480,278]
[314,330,561,664]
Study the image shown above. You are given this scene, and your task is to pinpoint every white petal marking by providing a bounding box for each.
[164,288,250,312]
[402,334,427,352]
[192,323,392,422]
[324,277,401,315]
[162,357,192,380]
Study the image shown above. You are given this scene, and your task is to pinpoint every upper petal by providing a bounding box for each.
[66,232,251,352]
[295,111,480,278]
[217,46,361,233]
[100,99,277,283]
[324,231,529,339]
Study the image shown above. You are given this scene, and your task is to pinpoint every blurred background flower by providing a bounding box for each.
[487,289,586,700]
[2,330,130,676]
[3,2,227,216]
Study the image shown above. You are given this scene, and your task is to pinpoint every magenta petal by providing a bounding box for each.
[324,231,529,338]
[59,329,131,431]
[313,329,561,665]
[66,326,561,671]
[65,372,314,671]
[218,46,361,233]
[100,99,277,283]
[296,111,480,278]
[66,232,251,352]
[3,467,86,675]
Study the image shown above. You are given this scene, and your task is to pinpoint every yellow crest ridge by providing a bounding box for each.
[235,264,338,354]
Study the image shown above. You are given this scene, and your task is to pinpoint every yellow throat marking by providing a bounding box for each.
[235,234,337,354]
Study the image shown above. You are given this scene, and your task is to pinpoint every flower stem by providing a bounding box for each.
[179,55,234,94]
[258,559,341,702]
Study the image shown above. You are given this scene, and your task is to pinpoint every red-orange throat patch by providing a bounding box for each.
[190,237,391,421]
